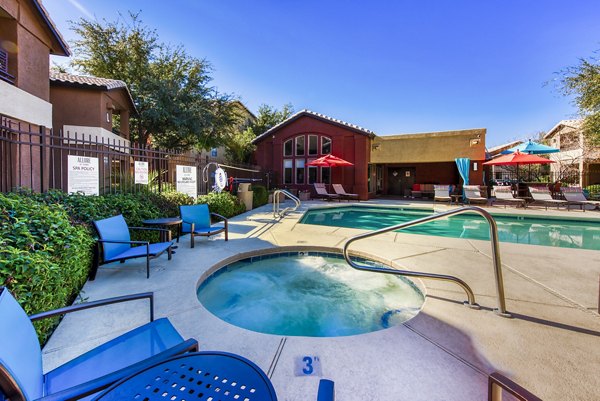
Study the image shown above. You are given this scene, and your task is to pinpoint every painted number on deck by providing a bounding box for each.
[294,355,322,376]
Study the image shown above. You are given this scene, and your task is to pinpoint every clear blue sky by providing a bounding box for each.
[44,0,600,147]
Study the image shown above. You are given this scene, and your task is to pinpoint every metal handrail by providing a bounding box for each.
[343,206,510,317]
[273,189,301,218]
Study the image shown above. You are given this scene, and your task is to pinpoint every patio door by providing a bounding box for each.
[387,167,415,196]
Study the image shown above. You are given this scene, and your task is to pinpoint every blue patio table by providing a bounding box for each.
[93,351,278,401]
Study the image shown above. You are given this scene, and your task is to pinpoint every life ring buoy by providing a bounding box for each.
[214,167,227,192]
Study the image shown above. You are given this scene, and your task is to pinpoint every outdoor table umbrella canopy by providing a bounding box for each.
[307,154,354,167]
[483,150,554,180]
[501,140,560,155]
[307,154,353,190]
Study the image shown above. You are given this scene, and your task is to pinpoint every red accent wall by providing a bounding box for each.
[253,115,371,200]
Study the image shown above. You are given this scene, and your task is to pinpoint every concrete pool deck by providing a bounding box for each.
[42,200,600,401]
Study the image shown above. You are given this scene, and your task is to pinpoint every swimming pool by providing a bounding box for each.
[299,206,600,250]
[197,251,425,337]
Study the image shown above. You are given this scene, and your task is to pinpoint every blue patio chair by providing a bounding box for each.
[179,204,228,248]
[91,215,174,280]
[0,287,198,401]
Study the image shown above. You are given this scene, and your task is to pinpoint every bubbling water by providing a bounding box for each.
[197,254,425,337]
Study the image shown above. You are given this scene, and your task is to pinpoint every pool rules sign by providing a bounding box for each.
[67,155,99,195]
[176,165,197,199]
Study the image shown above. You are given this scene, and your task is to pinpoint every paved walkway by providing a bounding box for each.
[42,200,600,401]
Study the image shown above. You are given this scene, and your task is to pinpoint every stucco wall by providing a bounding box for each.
[50,86,103,133]
[0,79,52,126]
[371,129,486,163]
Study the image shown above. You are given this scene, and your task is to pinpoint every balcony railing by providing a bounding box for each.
[0,48,15,85]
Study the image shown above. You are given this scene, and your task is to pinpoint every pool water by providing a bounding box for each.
[197,252,425,337]
[299,206,600,251]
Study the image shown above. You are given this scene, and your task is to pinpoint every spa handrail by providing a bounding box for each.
[342,206,510,317]
[273,189,301,218]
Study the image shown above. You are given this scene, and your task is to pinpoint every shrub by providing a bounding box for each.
[0,193,93,343]
[197,191,246,218]
[585,184,600,198]
[252,185,268,208]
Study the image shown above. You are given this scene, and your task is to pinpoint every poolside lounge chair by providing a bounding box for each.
[463,185,489,205]
[92,214,174,280]
[433,185,451,203]
[529,188,568,210]
[313,183,340,201]
[0,287,198,401]
[561,188,600,211]
[180,204,228,248]
[332,183,359,201]
[492,186,527,208]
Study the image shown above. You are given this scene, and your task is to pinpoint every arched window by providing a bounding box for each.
[283,139,293,156]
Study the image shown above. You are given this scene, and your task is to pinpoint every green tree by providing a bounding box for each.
[252,103,294,136]
[223,103,294,163]
[557,51,600,145]
[70,12,233,150]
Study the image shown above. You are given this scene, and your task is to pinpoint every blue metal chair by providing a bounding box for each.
[179,204,228,248]
[91,215,174,279]
[0,287,198,401]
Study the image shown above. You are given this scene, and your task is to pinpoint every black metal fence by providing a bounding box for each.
[0,115,265,196]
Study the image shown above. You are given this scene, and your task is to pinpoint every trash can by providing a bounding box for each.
[237,183,253,211]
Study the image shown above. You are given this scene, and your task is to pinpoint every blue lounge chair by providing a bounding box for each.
[92,215,174,279]
[179,204,228,248]
[0,287,198,401]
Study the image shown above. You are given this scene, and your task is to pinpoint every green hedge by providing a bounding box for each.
[197,191,246,218]
[0,193,94,343]
[252,185,268,208]
[1,189,245,343]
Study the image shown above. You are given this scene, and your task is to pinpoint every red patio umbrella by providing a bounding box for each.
[483,150,554,180]
[307,154,353,188]
[306,154,354,167]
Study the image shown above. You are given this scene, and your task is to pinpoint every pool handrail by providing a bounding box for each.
[273,189,301,218]
[342,206,510,317]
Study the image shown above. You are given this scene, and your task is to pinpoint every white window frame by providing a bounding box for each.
[295,135,305,156]
[283,159,293,185]
[283,139,293,157]
[308,164,318,184]
[321,136,331,155]
[320,166,331,184]
[308,135,318,156]
[295,159,306,184]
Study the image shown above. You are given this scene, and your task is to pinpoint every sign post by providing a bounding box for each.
[176,165,197,199]
[67,155,99,195]
[134,161,149,185]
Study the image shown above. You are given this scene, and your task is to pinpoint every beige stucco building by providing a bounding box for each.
[370,128,486,196]
[544,120,600,187]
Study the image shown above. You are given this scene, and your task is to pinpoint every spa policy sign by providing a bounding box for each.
[67,155,99,195]
[176,165,197,198]
[134,161,149,185]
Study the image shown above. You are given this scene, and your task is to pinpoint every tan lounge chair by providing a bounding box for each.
[529,188,568,210]
[332,184,359,201]
[433,185,451,202]
[313,183,340,201]
[492,186,527,208]
[562,188,600,211]
[463,185,489,205]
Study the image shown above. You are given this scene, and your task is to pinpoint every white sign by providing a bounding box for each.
[214,167,227,192]
[294,355,322,377]
[134,161,149,185]
[68,155,99,195]
[176,165,197,198]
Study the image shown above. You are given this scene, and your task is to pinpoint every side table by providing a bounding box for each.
[142,217,182,243]
[93,351,277,401]
[450,194,463,205]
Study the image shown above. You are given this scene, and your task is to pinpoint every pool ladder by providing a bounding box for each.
[273,189,301,218]
[343,206,510,317]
